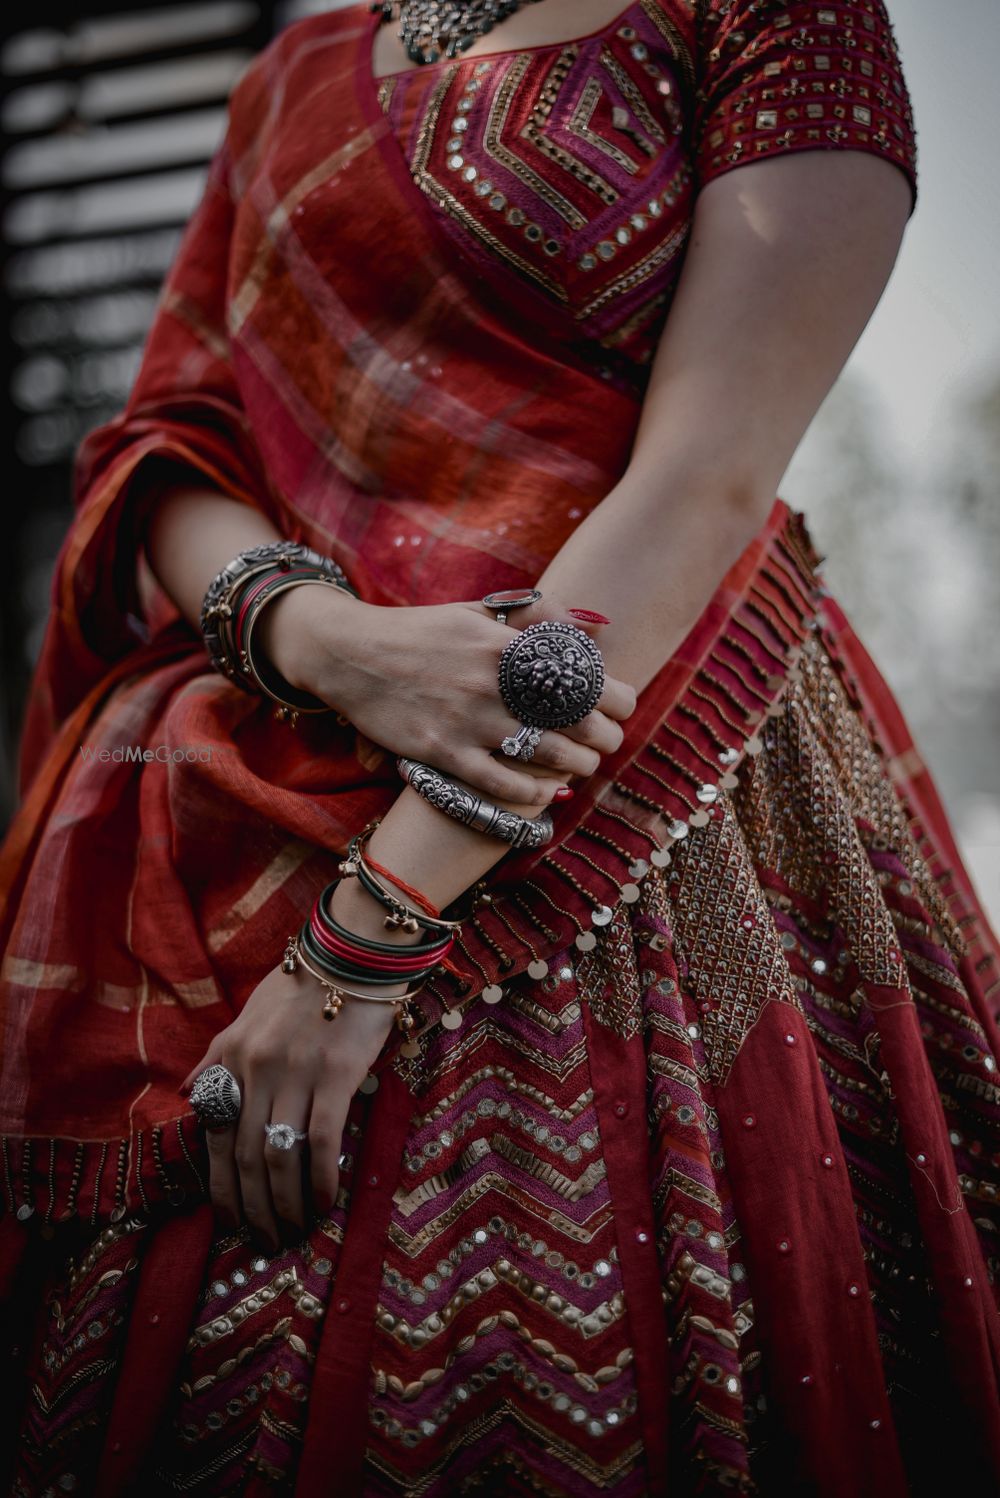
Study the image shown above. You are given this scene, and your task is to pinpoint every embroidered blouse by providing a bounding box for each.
[377,0,918,391]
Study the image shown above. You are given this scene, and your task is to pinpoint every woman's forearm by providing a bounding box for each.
[143,467,286,627]
[343,467,756,928]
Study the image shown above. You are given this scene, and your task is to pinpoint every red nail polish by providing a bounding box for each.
[554,786,574,802]
[568,608,610,625]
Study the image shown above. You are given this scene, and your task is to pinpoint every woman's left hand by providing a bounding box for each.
[180,960,398,1253]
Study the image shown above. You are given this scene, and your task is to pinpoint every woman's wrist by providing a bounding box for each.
[255,580,359,700]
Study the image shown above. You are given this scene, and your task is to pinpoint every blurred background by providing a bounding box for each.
[1,0,997,926]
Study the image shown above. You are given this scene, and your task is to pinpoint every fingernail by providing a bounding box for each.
[553,786,574,802]
[568,609,610,625]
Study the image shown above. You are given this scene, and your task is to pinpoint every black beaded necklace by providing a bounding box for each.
[371,0,547,67]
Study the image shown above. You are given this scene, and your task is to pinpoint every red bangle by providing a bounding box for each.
[308,911,453,973]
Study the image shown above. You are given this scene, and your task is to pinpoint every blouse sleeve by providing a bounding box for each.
[692,0,918,213]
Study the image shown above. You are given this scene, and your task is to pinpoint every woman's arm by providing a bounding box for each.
[184,148,913,1250]
[333,149,914,909]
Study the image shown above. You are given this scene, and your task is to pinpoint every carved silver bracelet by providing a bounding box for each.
[200,541,354,705]
[397,758,554,849]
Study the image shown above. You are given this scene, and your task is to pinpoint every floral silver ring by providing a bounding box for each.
[189,1063,242,1130]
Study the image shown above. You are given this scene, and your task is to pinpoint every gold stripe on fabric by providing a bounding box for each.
[186,1266,301,1351]
[229,125,378,335]
[577,219,690,320]
[484,54,591,228]
[162,289,230,361]
[599,49,667,144]
[0,956,84,992]
[668,1169,723,1214]
[567,76,639,173]
[412,1066,594,1130]
[207,839,316,953]
[364,1406,643,1488]
[640,0,697,94]
[389,1186,605,1255]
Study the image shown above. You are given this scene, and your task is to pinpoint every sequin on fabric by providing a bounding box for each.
[377,0,917,391]
[14,631,1000,1495]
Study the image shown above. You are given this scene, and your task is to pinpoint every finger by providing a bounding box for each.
[234,1084,280,1253]
[180,1040,223,1096]
[205,1120,242,1234]
[561,710,625,756]
[307,1091,352,1220]
[456,751,568,810]
[597,676,638,722]
[472,597,611,635]
[264,1092,310,1234]
[517,727,601,780]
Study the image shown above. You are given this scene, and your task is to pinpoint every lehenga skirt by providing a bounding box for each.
[3,510,1000,1498]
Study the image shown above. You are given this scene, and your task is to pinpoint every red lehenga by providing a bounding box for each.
[2,2,999,1494]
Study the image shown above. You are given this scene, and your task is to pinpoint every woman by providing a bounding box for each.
[1,0,998,1492]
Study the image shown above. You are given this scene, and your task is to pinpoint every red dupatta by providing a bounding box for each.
[0,1,815,1159]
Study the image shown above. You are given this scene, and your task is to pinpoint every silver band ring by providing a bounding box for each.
[190,1063,242,1129]
[500,724,542,761]
[264,1122,308,1151]
[481,588,542,625]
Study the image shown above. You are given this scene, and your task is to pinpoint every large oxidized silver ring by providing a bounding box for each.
[497,620,605,730]
[264,1122,308,1151]
[500,724,543,761]
[189,1063,242,1129]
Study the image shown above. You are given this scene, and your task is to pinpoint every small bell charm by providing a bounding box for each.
[322,986,345,1022]
[282,937,299,974]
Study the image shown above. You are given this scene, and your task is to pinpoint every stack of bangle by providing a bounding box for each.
[282,863,458,1047]
[339,822,464,937]
[397,757,554,849]
[201,541,356,724]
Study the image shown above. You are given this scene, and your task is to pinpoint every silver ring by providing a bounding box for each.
[190,1064,242,1129]
[264,1122,308,1151]
[498,620,604,730]
[500,724,542,761]
[481,588,542,625]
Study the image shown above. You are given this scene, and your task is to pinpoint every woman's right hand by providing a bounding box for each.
[257,588,637,806]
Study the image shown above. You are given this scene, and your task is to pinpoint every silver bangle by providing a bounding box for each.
[200,541,354,689]
[397,758,554,848]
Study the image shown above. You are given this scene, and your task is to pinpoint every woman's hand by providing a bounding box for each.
[180,954,399,1253]
[257,589,637,806]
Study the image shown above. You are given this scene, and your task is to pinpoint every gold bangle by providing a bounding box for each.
[286,935,426,1025]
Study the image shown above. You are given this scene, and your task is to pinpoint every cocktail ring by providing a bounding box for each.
[264,1122,308,1150]
[500,724,543,761]
[498,620,605,730]
[481,588,542,625]
[189,1064,242,1129]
